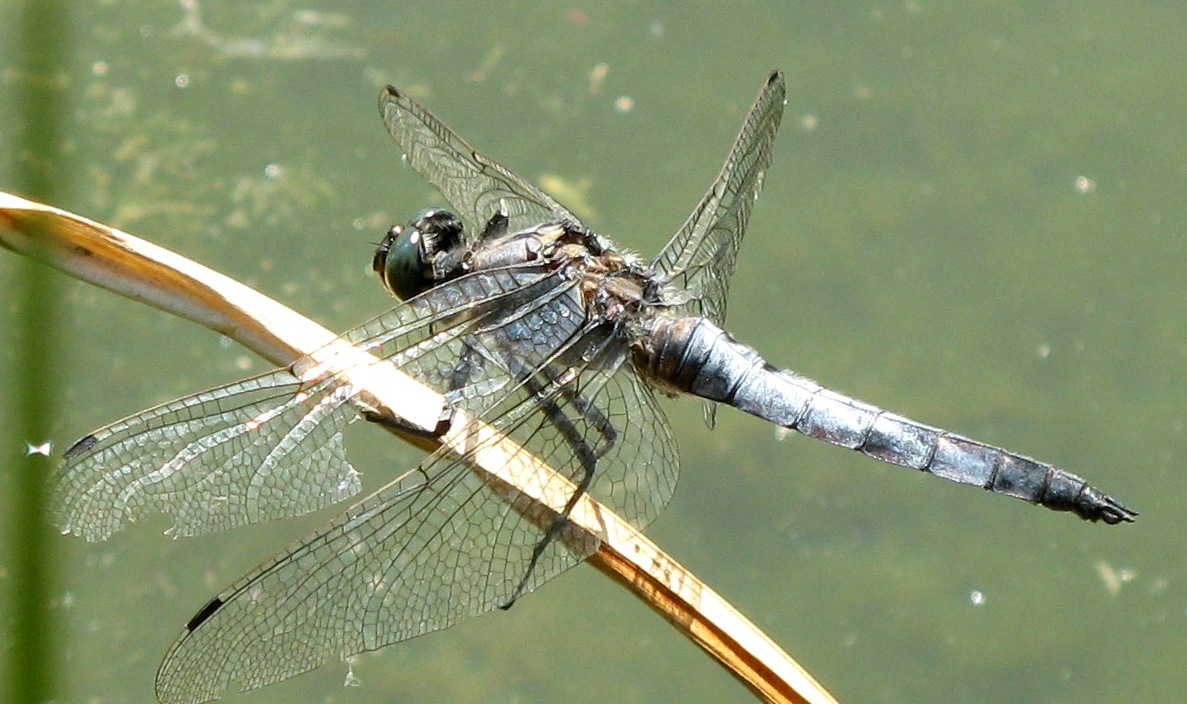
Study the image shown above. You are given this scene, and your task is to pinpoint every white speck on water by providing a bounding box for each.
[343,661,362,688]
[1074,175,1096,194]
[25,441,53,457]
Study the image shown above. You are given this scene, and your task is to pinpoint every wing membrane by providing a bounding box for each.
[52,370,361,542]
[155,304,677,704]
[50,263,555,541]
[651,71,786,325]
[380,86,581,237]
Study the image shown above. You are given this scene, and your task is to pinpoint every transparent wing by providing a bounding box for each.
[49,262,558,542]
[52,246,679,703]
[651,71,786,325]
[380,85,582,237]
[51,368,362,542]
[154,306,678,704]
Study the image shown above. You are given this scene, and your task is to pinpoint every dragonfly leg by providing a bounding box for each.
[358,338,493,438]
[500,371,617,609]
[359,400,452,438]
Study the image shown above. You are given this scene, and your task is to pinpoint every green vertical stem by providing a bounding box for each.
[8,1,67,703]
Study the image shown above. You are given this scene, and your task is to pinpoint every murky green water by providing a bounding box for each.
[2,2,1184,702]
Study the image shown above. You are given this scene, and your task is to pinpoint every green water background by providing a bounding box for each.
[1,2,1182,702]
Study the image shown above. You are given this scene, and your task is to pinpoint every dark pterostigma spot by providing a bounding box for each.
[186,596,225,632]
[63,434,99,459]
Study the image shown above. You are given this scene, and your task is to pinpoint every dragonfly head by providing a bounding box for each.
[373,208,466,300]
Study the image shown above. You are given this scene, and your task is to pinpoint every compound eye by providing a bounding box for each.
[375,223,431,300]
[374,209,467,301]
[372,224,402,278]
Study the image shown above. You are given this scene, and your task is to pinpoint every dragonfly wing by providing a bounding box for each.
[651,71,785,325]
[155,301,678,703]
[380,85,582,237]
[51,369,363,542]
[49,262,557,542]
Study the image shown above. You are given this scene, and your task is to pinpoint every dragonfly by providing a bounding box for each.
[52,71,1135,703]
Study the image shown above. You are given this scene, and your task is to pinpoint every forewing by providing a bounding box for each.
[651,71,786,324]
[380,85,581,236]
[49,262,556,542]
[50,370,362,542]
[154,312,678,704]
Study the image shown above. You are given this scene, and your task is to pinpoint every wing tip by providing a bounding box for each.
[378,84,404,114]
[63,433,99,460]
